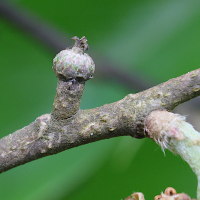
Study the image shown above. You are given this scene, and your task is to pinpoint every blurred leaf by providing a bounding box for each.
[97,0,200,82]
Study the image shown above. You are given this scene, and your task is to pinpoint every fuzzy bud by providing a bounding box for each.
[145,110,185,151]
[145,110,200,200]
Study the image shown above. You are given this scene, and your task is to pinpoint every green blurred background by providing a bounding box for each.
[0,0,200,199]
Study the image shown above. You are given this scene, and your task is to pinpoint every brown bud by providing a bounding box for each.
[125,196,133,200]
[155,195,162,200]
[132,192,145,200]
[165,187,177,196]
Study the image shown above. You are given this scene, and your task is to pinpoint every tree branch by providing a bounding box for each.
[0,37,200,173]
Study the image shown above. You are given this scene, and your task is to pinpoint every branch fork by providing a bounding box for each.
[1,36,200,199]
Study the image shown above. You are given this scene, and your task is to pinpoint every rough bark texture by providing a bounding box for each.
[0,68,200,173]
[51,79,85,119]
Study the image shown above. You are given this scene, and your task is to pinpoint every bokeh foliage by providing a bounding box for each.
[0,0,200,199]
